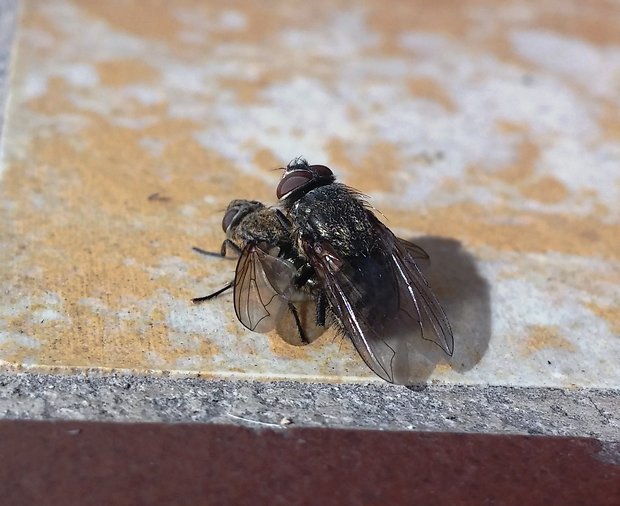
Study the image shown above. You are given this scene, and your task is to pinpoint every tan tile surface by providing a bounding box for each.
[0,0,618,386]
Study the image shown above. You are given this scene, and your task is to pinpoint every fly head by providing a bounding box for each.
[276,158,335,203]
[222,199,265,234]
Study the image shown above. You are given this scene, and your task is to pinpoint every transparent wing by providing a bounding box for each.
[233,244,297,333]
[387,225,454,355]
[397,238,430,270]
[303,219,453,384]
[233,243,322,344]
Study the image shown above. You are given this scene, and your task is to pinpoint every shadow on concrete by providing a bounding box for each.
[376,235,491,387]
[412,236,492,375]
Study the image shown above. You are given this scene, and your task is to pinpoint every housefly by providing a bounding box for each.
[276,159,454,384]
[192,199,325,346]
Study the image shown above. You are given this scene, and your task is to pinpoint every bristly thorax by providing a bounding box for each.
[290,183,378,257]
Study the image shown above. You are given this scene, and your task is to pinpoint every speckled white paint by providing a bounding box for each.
[14,1,618,216]
[0,331,40,349]
[511,30,620,99]
[538,139,620,212]
[146,256,191,282]
[29,309,66,324]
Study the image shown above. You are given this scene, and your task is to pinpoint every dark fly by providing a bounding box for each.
[192,199,325,346]
[276,159,454,384]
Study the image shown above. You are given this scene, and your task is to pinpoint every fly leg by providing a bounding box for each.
[192,246,226,258]
[192,239,241,259]
[192,280,234,303]
[292,264,314,289]
[275,209,292,229]
[291,263,326,329]
[288,302,309,345]
[192,240,241,302]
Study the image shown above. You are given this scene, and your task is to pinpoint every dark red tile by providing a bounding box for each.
[0,420,618,505]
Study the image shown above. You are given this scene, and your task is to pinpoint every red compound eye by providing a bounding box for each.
[221,207,239,232]
[276,161,335,200]
[276,170,313,199]
[310,164,333,178]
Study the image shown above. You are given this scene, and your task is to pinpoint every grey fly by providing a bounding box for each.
[192,199,325,346]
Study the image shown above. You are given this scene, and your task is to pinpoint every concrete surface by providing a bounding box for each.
[0,0,618,440]
[0,372,618,441]
[1,0,619,386]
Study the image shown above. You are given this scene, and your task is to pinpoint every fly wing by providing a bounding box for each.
[397,238,430,270]
[233,243,296,334]
[233,243,320,344]
[302,219,453,384]
[386,225,454,356]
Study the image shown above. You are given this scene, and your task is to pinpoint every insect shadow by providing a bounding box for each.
[406,236,491,382]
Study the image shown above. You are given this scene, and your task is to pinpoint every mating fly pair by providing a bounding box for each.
[193,159,454,384]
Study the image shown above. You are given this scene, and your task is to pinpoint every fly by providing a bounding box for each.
[276,158,454,384]
[192,199,326,346]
